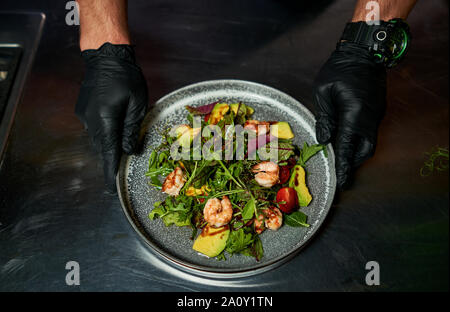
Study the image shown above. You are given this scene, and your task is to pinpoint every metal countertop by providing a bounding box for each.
[0,0,448,291]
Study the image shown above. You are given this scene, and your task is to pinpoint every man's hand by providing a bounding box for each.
[75,1,147,193]
[78,0,131,51]
[314,0,417,189]
[313,42,386,189]
[76,43,148,193]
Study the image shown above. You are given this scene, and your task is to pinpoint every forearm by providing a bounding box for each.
[78,0,130,51]
[351,0,417,22]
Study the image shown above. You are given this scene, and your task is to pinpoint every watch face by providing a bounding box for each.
[388,28,409,60]
[372,22,409,68]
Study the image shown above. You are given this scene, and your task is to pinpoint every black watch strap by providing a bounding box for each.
[340,19,411,68]
[340,21,388,47]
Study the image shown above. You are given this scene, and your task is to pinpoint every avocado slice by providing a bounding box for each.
[192,225,230,257]
[174,124,191,137]
[288,165,312,207]
[209,103,229,124]
[230,103,254,117]
[174,124,200,147]
[230,103,245,116]
[245,105,254,116]
[271,121,294,139]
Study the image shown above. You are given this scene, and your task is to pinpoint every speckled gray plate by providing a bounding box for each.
[117,80,336,278]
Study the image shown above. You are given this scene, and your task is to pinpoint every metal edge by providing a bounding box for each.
[0,12,46,161]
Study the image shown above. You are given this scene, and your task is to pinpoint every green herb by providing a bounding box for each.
[241,235,264,261]
[241,197,256,221]
[216,252,227,261]
[210,189,246,198]
[148,195,196,229]
[161,211,192,227]
[420,146,449,177]
[225,229,254,255]
[180,161,198,193]
[145,150,176,188]
[145,102,321,262]
[298,142,327,167]
[148,202,166,219]
[284,211,310,228]
[217,159,243,188]
[277,142,296,161]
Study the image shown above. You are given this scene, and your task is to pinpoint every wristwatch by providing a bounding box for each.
[340,18,411,68]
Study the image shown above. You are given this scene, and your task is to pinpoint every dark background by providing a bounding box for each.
[0,0,448,291]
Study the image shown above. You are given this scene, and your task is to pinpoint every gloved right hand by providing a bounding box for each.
[313,42,387,189]
[75,43,148,193]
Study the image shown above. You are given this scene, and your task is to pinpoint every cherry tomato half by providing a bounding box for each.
[276,187,298,213]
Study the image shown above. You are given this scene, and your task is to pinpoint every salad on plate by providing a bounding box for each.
[145,101,327,261]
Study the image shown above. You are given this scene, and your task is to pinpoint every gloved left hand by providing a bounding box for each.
[75,43,148,193]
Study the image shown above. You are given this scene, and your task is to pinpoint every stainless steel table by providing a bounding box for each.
[0,0,448,291]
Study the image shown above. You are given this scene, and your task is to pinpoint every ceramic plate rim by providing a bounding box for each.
[116,79,336,277]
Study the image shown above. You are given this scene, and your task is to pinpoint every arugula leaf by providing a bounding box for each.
[162,211,192,227]
[259,141,294,162]
[228,161,244,179]
[149,195,194,227]
[148,150,157,169]
[180,161,198,193]
[217,160,243,188]
[145,150,176,187]
[241,235,264,261]
[148,204,166,220]
[298,143,327,167]
[145,166,174,178]
[210,168,229,190]
[216,252,227,261]
[225,229,254,254]
[277,142,295,161]
[284,211,310,227]
[241,197,256,221]
[171,202,189,212]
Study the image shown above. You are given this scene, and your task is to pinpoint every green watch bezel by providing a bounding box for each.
[378,18,411,68]
[392,28,409,60]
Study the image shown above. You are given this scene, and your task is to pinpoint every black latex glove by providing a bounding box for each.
[76,43,148,193]
[313,42,387,189]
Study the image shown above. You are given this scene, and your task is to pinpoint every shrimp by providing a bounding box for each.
[254,212,266,234]
[252,161,280,188]
[203,196,233,227]
[244,120,270,135]
[263,207,283,231]
[162,166,186,196]
[254,207,283,233]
